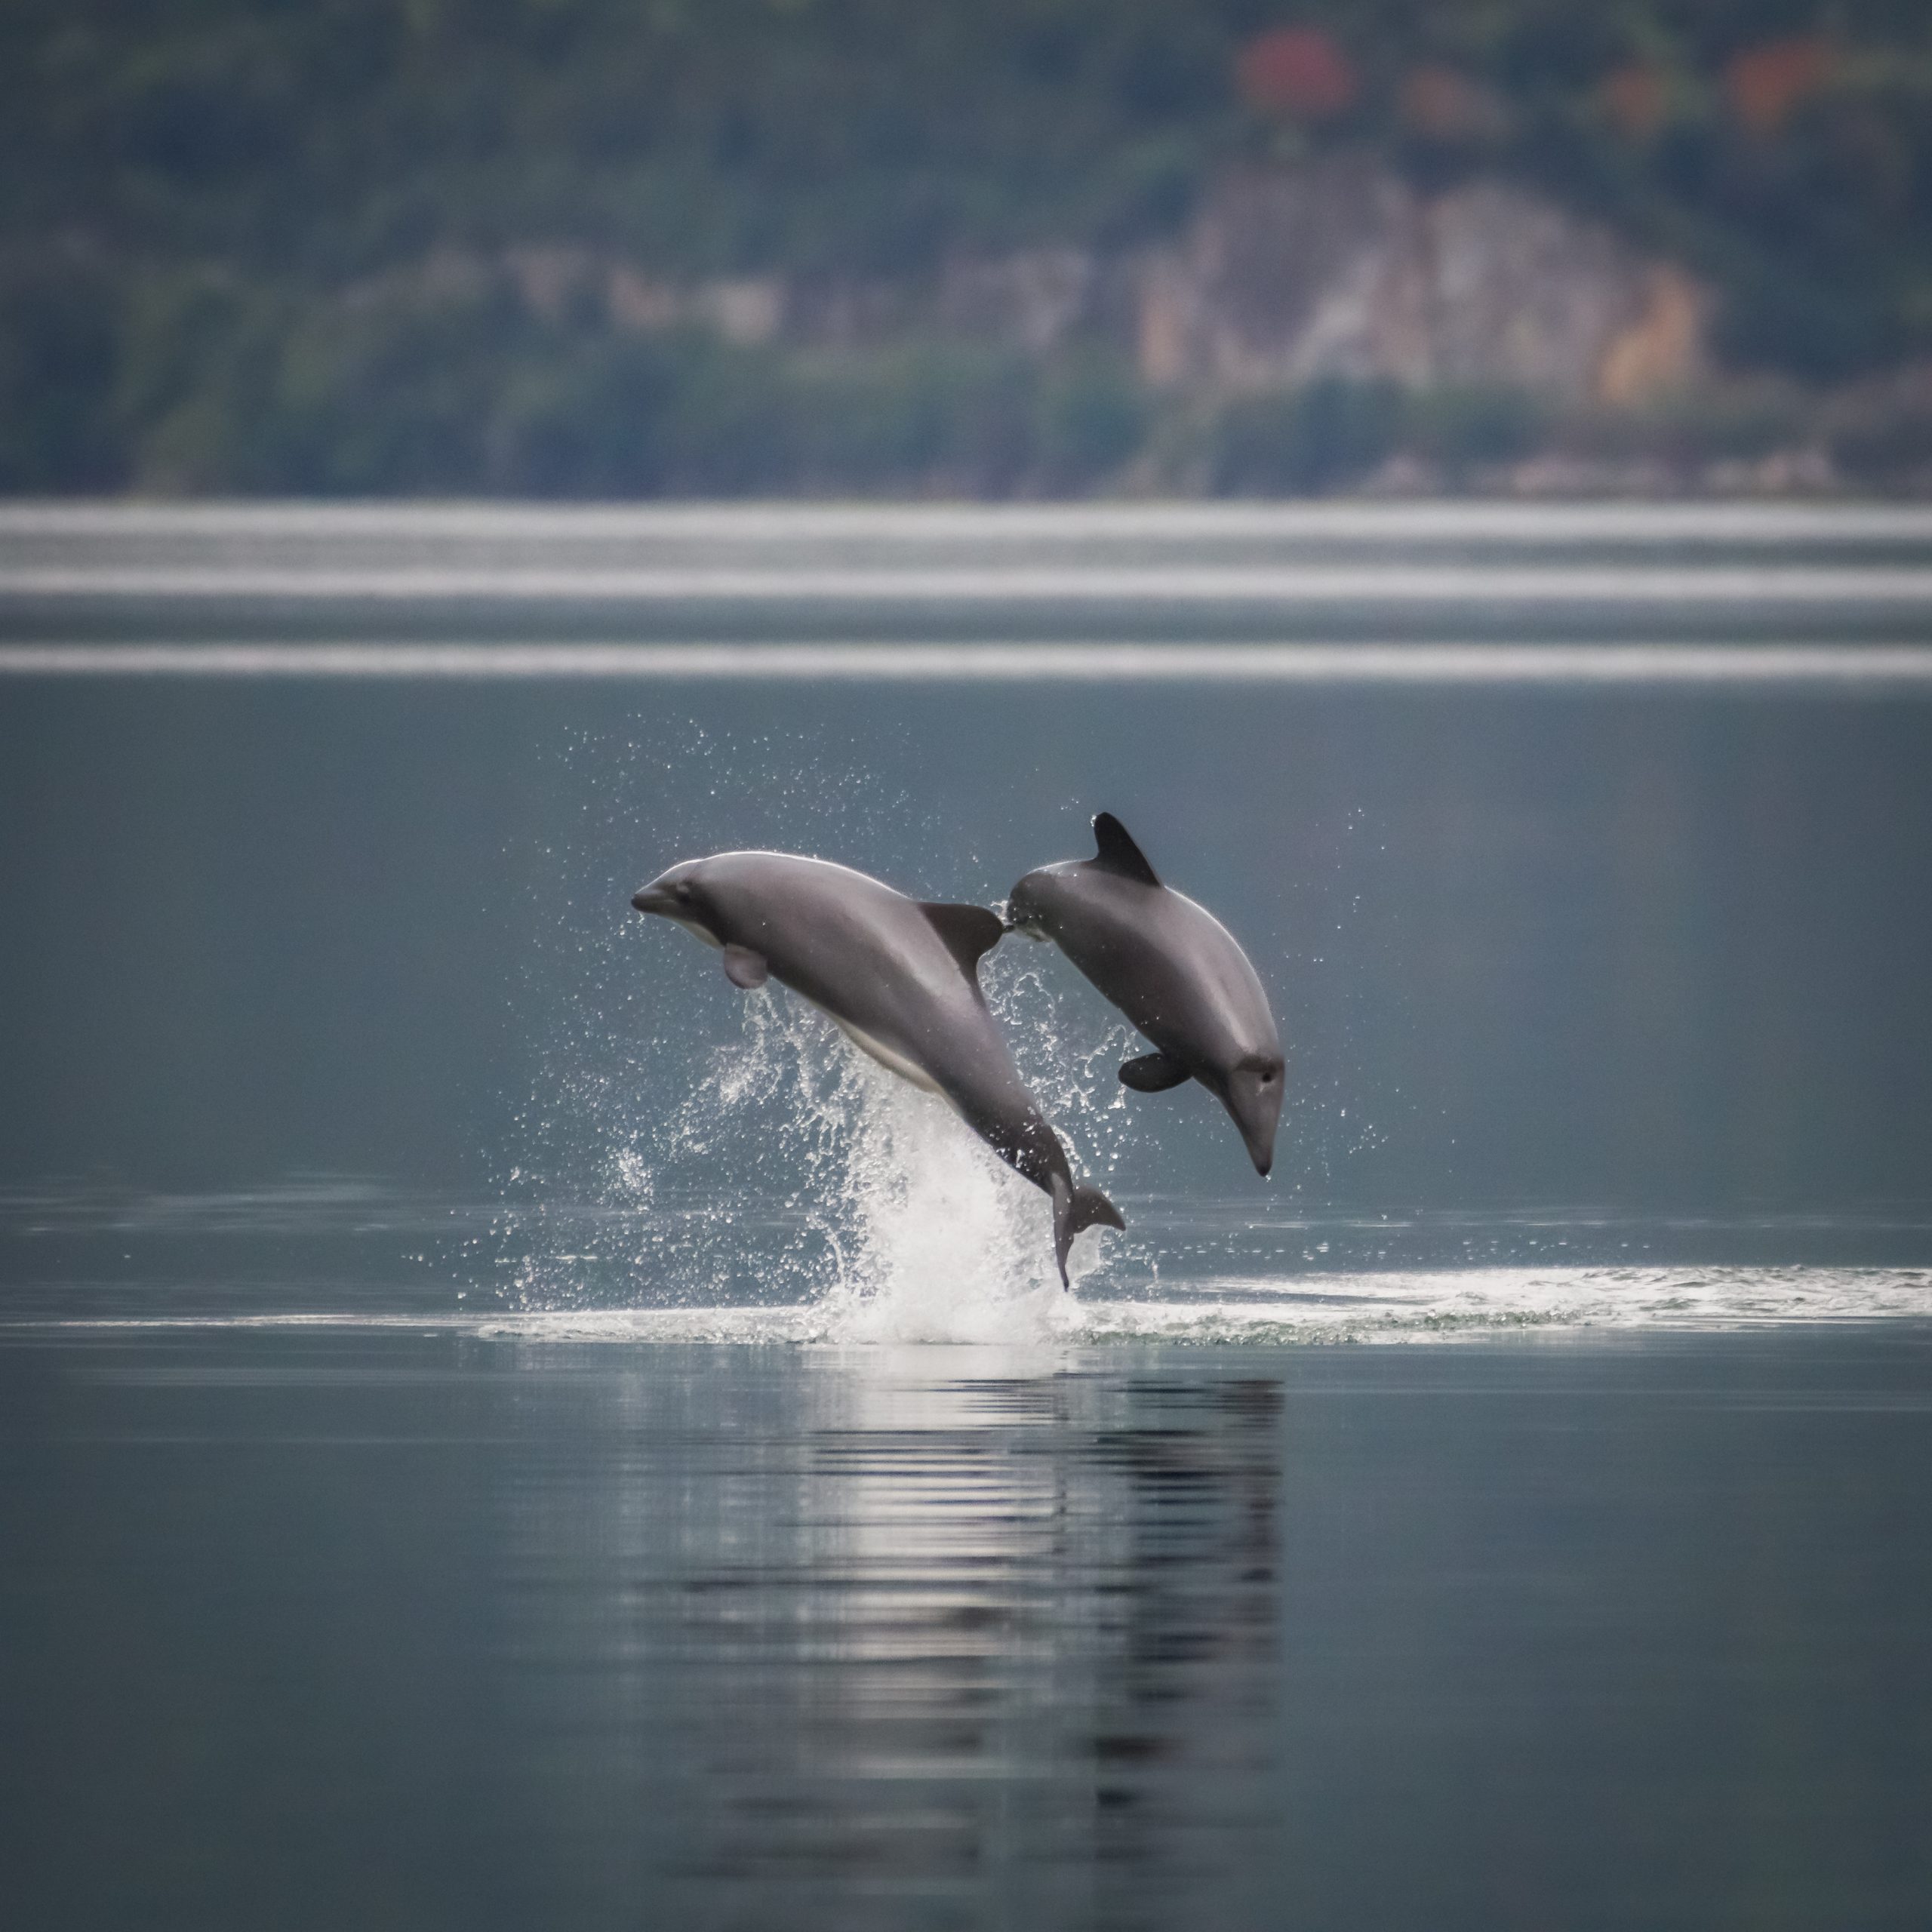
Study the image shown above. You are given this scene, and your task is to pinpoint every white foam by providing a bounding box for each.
[462,1257,1932,1343]
[808,1066,1099,1346]
[12,1266,1932,1343]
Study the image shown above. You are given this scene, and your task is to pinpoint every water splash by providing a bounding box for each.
[499,947,1143,1340]
[812,1052,1097,1346]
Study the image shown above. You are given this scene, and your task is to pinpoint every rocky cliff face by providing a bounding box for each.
[1133,158,1707,405]
[560,155,1710,409]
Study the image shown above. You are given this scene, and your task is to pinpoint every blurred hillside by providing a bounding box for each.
[5,0,1932,497]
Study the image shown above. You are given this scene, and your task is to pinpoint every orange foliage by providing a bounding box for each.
[1724,37,1833,137]
[1235,28,1358,121]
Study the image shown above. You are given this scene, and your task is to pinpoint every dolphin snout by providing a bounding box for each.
[631,884,674,916]
[1235,1111,1275,1177]
[1224,1065,1284,1180]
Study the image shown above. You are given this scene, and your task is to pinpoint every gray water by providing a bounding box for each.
[4,505,1931,1927]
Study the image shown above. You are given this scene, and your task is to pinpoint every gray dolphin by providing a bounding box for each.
[631,850,1124,1285]
[1006,814,1284,1177]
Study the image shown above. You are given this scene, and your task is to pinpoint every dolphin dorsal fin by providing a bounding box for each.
[918,901,1004,981]
[1091,813,1161,887]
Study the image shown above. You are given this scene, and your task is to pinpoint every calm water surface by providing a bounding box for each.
[3,506,1931,1926]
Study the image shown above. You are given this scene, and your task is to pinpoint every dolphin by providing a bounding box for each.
[631,850,1124,1285]
[1005,814,1284,1177]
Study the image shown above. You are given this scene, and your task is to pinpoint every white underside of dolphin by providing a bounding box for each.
[831,1014,946,1096]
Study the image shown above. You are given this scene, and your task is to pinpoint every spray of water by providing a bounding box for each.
[507,965,1142,1340]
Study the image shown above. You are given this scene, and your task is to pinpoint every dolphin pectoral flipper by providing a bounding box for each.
[1119,1051,1192,1093]
[720,944,769,989]
[1091,813,1161,888]
[917,902,1005,980]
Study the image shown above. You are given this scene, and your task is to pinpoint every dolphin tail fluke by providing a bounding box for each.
[1051,1177,1126,1287]
[1072,1183,1126,1236]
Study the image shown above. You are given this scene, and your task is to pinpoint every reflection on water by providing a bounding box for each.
[5,1327,1930,1931]
[504,1358,1281,1930]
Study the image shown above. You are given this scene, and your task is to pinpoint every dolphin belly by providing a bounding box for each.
[829,1013,947,1097]
[666,916,723,948]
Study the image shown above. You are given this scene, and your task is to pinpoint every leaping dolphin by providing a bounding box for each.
[1006,814,1284,1177]
[632,850,1124,1285]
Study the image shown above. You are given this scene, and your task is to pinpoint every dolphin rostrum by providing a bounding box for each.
[632,850,1124,1284]
[1006,814,1284,1177]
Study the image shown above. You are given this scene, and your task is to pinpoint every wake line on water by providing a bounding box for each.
[8,643,1932,685]
[14,1268,1932,1345]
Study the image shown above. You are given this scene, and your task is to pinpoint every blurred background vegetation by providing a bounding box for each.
[5,0,1932,496]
